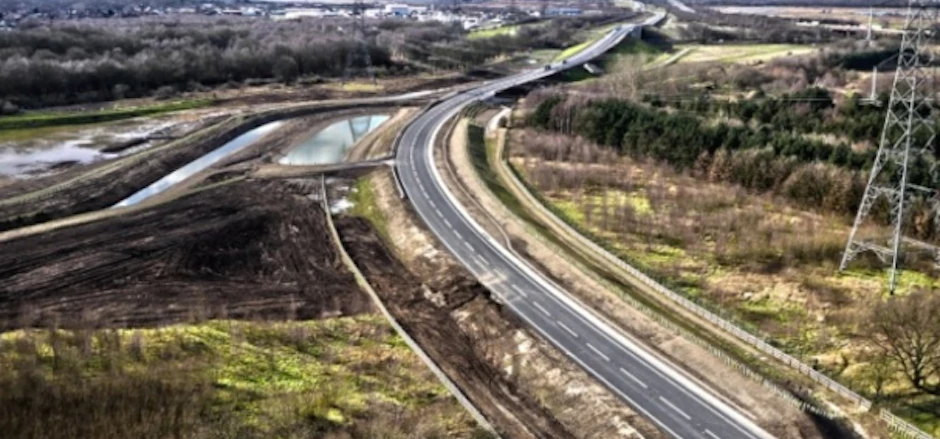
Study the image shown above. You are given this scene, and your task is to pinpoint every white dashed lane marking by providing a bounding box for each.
[619,367,648,389]
[586,343,610,362]
[532,301,551,317]
[510,284,528,298]
[557,321,579,338]
[660,396,692,421]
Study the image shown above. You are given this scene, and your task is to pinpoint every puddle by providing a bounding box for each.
[330,198,355,214]
[279,114,390,166]
[0,141,115,177]
[0,110,227,178]
[114,120,285,207]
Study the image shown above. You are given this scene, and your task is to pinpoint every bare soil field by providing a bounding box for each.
[0,178,485,439]
[0,180,369,330]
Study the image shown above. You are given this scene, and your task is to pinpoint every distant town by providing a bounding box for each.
[0,0,608,30]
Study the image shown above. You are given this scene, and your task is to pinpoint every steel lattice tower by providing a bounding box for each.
[343,0,375,85]
[841,0,939,293]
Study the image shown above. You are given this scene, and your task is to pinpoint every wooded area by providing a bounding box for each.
[0,14,619,108]
[526,90,940,242]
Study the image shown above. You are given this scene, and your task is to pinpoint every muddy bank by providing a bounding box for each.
[0,99,423,233]
[0,180,369,330]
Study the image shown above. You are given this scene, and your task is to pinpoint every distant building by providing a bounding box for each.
[384,4,410,17]
[545,7,581,17]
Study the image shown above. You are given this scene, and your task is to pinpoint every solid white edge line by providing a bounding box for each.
[402,19,762,439]
[423,105,770,439]
[410,135,691,439]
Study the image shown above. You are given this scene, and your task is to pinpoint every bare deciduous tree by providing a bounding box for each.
[864,290,940,396]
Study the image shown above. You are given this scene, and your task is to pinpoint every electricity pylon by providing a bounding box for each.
[343,0,375,85]
[840,0,938,293]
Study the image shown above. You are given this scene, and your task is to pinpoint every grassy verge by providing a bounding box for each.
[560,38,664,82]
[672,43,815,65]
[0,99,214,131]
[554,40,593,62]
[0,317,478,439]
[326,82,384,92]
[349,177,390,243]
[468,23,523,39]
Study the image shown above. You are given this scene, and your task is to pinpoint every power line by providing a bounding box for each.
[343,0,375,85]
[841,0,940,293]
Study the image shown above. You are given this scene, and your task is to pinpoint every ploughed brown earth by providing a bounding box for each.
[0,180,370,330]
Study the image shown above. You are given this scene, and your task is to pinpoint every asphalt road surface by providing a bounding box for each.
[395,15,776,439]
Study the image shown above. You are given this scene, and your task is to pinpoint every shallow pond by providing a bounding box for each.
[278,114,390,166]
[0,141,114,177]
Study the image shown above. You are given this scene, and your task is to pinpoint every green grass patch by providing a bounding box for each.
[328,82,383,92]
[608,39,663,58]
[560,39,665,83]
[0,99,214,131]
[678,43,815,64]
[469,124,528,217]
[468,24,522,39]
[555,40,593,62]
[0,317,480,439]
[893,399,940,438]
[349,177,389,243]
[0,122,103,143]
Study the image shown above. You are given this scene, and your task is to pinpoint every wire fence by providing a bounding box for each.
[496,138,939,439]
[881,410,936,439]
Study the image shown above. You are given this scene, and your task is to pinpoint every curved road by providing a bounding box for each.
[396,15,775,439]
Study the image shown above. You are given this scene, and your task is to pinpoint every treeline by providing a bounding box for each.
[0,14,615,108]
[0,17,398,107]
[652,87,940,177]
[526,92,940,240]
[669,8,840,44]
[658,87,890,147]
[392,14,628,70]
[531,92,874,172]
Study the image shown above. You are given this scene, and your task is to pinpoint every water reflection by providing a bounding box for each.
[279,114,389,166]
[114,120,285,207]
[0,141,114,177]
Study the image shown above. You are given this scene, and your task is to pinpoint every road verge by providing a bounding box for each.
[319,177,499,436]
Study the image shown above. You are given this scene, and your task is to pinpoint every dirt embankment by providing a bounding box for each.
[340,169,665,439]
[0,100,414,234]
[0,180,370,330]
